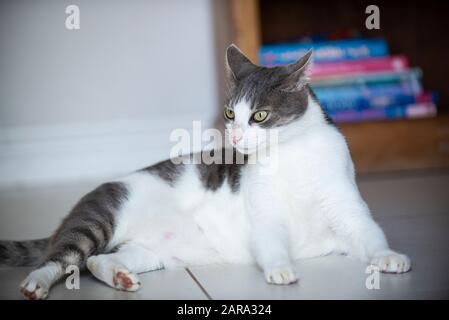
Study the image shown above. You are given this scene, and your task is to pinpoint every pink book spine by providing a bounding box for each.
[310,55,409,78]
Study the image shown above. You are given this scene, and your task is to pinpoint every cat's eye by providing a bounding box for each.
[224,108,235,120]
[252,110,269,123]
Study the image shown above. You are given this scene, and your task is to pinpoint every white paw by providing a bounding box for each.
[371,250,411,273]
[86,255,102,274]
[87,255,141,292]
[112,267,141,292]
[20,277,49,300]
[264,265,298,285]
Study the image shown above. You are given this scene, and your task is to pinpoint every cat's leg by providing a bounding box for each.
[244,168,297,285]
[320,177,411,273]
[20,243,89,300]
[20,182,128,299]
[19,261,64,300]
[251,220,297,285]
[20,238,92,300]
[86,242,163,291]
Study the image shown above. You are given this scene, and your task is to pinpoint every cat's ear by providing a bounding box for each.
[225,44,257,84]
[278,49,313,92]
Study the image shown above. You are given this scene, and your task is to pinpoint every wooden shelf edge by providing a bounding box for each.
[340,115,449,173]
[229,0,261,63]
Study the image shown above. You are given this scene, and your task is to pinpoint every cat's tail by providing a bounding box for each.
[0,238,50,267]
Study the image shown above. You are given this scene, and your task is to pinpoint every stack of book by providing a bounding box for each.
[259,38,437,123]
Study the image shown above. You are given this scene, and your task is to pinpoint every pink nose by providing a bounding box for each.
[232,134,242,144]
[231,127,243,144]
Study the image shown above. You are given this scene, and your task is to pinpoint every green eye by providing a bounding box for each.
[252,111,269,123]
[224,108,235,120]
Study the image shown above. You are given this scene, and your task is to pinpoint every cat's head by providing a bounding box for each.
[224,44,313,155]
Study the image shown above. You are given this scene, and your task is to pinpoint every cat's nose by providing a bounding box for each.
[231,128,243,144]
[232,135,242,144]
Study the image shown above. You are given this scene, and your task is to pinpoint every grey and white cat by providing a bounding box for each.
[0,45,411,300]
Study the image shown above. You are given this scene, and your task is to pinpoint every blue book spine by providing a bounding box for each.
[310,69,423,89]
[320,93,420,112]
[260,39,389,66]
[314,82,424,112]
[328,103,436,123]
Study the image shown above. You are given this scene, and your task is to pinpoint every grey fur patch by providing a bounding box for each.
[196,149,246,193]
[0,238,49,267]
[225,64,310,128]
[141,159,185,186]
[225,46,329,129]
[69,226,101,254]
[0,243,6,261]
[43,181,128,268]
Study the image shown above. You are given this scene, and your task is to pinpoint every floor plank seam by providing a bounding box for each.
[185,268,213,300]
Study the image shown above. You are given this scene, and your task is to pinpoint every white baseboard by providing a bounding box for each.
[0,114,216,188]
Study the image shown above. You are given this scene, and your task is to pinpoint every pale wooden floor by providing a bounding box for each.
[1,170,449,300]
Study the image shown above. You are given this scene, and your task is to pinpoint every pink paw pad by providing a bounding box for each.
[21,288,37,300]
[112,270,140,292]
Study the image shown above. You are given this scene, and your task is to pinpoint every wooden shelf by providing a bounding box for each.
[229,0,449,173]
[340,115,449,173]
[229,0,262,63]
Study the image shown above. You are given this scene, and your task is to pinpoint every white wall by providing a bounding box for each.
[0,0,227,187]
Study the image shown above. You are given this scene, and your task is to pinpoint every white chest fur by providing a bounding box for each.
[272,124,352,259]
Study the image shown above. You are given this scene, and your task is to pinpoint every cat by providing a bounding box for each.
[0,45,411,300]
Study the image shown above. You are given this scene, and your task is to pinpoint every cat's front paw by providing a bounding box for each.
[112,268,141,292]
[264,265,298,285]
[370,250,411,273]
[20,277,49,300]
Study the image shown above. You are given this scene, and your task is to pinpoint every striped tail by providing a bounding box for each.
[0,238,50,267]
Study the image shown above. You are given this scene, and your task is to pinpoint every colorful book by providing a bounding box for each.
[309,56,409,80]
[328,103,437,123]
[315,80,424,111]
[319,90,434,113]
[310,68,422,88]
[260,38,389,66]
